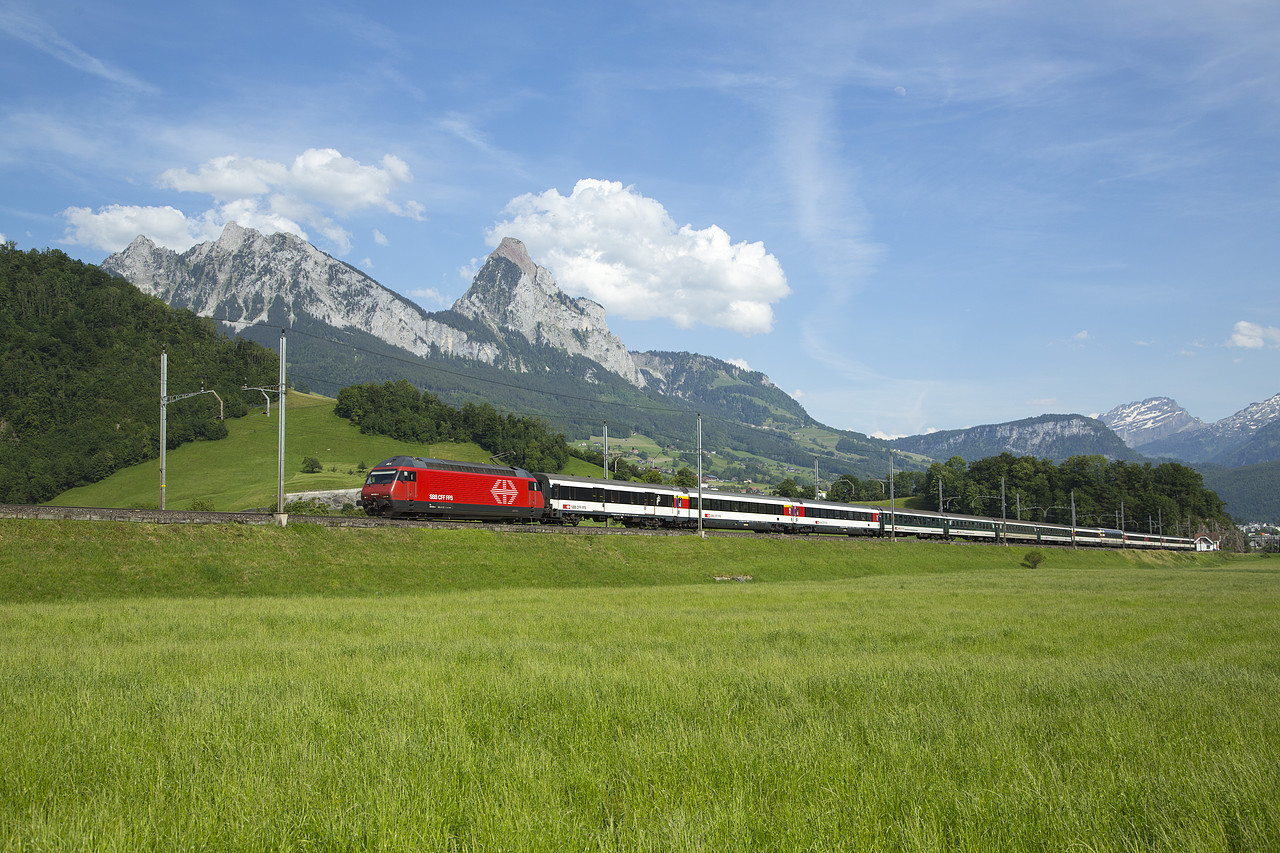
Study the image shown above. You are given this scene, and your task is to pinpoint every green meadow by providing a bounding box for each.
[1,520,1276,851]
[47,392,603,511]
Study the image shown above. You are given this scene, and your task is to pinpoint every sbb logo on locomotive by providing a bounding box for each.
[491,479,519,505]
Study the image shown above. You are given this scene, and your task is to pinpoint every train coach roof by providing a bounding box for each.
[542,473,686,494]
[372,456,530,477]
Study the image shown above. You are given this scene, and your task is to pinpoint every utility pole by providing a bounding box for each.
[159,348,224,510]
[697,413,703,537]
[243,329,287,519]
[277,330,286,517]
[603,421,609,480]
[1071,490,1077,549]
[888,449,896,542]
[1001,476,1007,545]
[160,349,166,510]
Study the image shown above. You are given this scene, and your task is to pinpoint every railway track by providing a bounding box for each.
[0,504,1143,550]
[0,504,750,538]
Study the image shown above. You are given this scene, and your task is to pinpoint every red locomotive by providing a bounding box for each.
[357,456,545,521]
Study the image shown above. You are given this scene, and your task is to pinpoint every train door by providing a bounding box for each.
[400,468,419,506]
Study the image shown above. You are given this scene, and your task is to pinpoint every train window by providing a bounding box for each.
[366,470,396,485]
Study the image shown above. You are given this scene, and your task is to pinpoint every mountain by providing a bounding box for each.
[1099,397,1203,447]
[104,223,505,366]
[452,237,644,386]
[1138,393,1280,465]
[631,351,810,426]
[101,224,894,478]
[892,414,1138,463]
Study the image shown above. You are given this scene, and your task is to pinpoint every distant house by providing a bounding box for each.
[1195,536,1220,552]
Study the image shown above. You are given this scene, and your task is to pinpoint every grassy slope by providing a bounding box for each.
[48,392,496,511]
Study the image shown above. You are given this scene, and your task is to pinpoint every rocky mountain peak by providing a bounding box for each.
[492,236,538,281]
[1100,396,1203,448]
[452,237,645,386]
[214,220,249,252]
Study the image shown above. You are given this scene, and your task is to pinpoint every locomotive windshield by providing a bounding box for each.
[365,470,397,485]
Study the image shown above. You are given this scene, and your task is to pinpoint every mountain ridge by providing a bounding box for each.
[892,414,1138,463]
[1101,392,1280,465]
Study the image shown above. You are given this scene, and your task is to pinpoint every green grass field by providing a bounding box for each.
[1,520,1276,851]
[48,392,507,511]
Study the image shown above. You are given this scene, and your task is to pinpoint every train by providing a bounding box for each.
[357,455,1195,550]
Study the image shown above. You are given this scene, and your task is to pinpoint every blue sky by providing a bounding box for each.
[3,0,1277,438]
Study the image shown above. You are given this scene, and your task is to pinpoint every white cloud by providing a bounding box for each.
[1229,320,1280,349]
[488,179,790,335]
[726,358,752,371]
[61,200,309,253]
[61,204,217,252]
[410,287,450,308]
[158,149,421,217]
[372,229,389,246]
[1073,330,1089,340]
[60,148,422,255]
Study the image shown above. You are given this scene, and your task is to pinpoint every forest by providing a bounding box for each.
[805,453,1230,537]
[334,380,572,473]
[0,244,278,503]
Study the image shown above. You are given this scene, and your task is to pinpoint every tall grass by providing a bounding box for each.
[0,518,1243,603]
[1,524,1276,850]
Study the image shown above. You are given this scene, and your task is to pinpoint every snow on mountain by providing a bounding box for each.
[1212,393,1280,440]
[1099,397,1203,448]
[1107,392,1280,465]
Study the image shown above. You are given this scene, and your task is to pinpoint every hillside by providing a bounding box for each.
[48,391,512,511]
[1198,460,1280,523]
[0,244,278,503]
